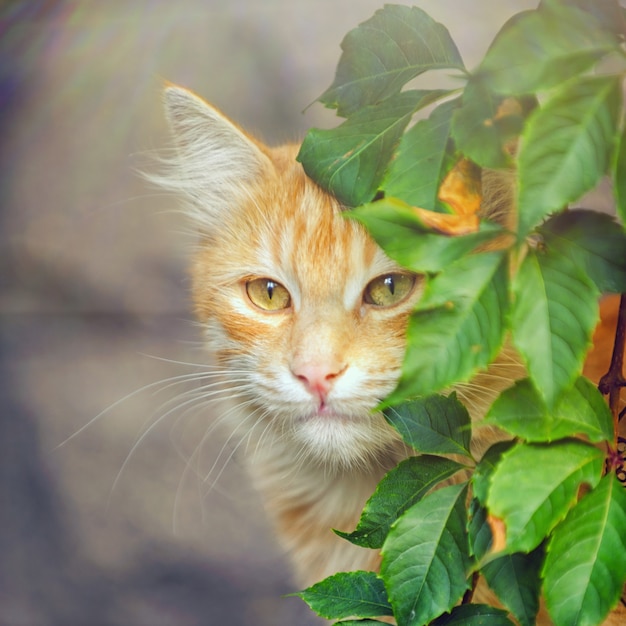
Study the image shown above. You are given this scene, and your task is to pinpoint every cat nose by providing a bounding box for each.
[292,362,347,402]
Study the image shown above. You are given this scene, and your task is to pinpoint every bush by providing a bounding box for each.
[294,2,626,625]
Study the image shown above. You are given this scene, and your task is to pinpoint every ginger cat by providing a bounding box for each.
[153,85,625,625]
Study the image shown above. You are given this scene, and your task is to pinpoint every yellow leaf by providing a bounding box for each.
[438,158,482,217]
[409,157,483,235]
[485,97,524,127]
[487,514,507,553]
[412,207,480,236]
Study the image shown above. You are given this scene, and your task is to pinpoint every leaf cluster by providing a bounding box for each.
[295,1,626,625]
[296,392,624,626]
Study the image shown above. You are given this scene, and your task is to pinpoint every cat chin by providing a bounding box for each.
[292,413,399,470]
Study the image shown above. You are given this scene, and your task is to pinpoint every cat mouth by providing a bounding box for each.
[316,402,335,417]
[300,402,364,423]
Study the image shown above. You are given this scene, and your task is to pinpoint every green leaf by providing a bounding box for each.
[383,393,472,457]
[383,99,457,210]
[294,571,392,620]
[486,440,604,554]
[319,4,464,117]
[388,251,509,404]
[298,90,444,207]
[470,445,516,561]
[540,210,626,293]
[539,0,626,37]
[430,603,515,625]
[516,75,622,238]
[481,549,544,626]
[543,473,626,626]
[336,455,464,549]
[472,441,516,505]
[451,79,526,169]
[348,198,502,274]
[381,483,471,626]
[511,248,599,409]
[485,376,613,443]
[468,498,493,565]
[476,2,620,95]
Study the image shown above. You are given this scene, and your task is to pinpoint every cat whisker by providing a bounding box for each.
[248,406,284,465]
[166,385,246,457]
[166,383,259,463]
[136,352,221,369]
[52,368,231,450]
[157,379,248,413]
[107,378,254,508]
[198,400,263,496]
[168,385,256,510]
[172,396,258,534]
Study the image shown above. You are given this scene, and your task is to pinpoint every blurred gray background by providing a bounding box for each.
[0,1,613,625]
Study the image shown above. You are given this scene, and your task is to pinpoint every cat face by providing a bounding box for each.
[158,87,422,469]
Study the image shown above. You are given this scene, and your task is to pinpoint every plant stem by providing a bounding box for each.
[462,571,479,605]
[598,293,626,445]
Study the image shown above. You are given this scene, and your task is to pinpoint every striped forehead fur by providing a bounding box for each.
[272,172,359,303]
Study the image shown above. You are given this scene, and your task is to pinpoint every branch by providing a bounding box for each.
[598,293,626,445]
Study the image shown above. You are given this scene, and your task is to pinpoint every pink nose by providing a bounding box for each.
[292,362,346,401]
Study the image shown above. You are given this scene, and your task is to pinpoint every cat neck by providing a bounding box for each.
[248,435,398,584]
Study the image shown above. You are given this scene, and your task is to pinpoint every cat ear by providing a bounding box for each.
[155,85,273,228]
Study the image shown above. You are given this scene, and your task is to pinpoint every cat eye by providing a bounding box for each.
[364,273,416,307]
[246,278,291,311]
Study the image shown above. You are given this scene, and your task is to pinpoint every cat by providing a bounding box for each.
[151,85,625,625]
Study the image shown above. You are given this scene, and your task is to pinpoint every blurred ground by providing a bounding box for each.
[0,1,616,625]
